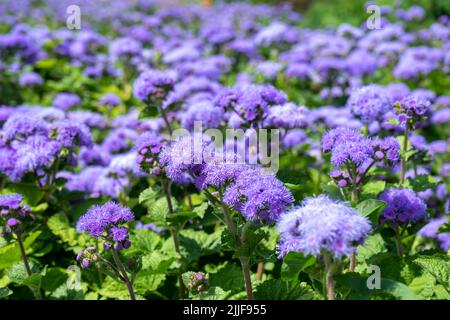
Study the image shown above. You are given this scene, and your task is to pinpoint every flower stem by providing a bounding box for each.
[400,126,409,185]
[16,233,43,300]
[349,187,358,272]
[111,249,136,300]
[156,104,173,135]
[394,229,403,258]
[323,254,335,300]
[161,178,186,299]
[239,256,254,300]
[217,190,254,300]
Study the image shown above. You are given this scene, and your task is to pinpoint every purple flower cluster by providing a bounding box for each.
[379,188,427,227]
[133,70,174,104]
[347,85,393,122]
[418,216,450,250]
[135,131,163,175]
[394,95,432,128]
[53,93,81,111]
[76,201,134,251]
[0,193,34,236]
[277,195,371,258]
[224,168,293,224]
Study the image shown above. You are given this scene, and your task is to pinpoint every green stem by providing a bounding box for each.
[161,178,186,299]
[239,256,254,300]
[157,104,173,135]
[395,229,404,258]
[400,126,409,185]
[323,254,335,300]
[111,249,136,300]
[17,233,43,300]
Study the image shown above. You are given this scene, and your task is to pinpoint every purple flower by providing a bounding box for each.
[133,70,174,103]
[395,95,431,128]
[0,193,33,236]
[181,101,224,130]
[135,131,163,174]
[109,37,142,60]
[347,85,393,122]
[224,168,293,224]
[418,216,450,251]
[51,120,93,148]
[1,113,49,142]
[19,72,43,86]
[264,103,309,129]
[322,128,373,166]
[77,202,134,250]
[99,93,121,108]
[277,195,371,258]
[53,93,81,111]
[379,188,427,227]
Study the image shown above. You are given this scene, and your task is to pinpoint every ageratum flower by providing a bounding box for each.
[277,195,371,259]
[135,131,163,175]
[133,69,174,104]
[379,188,427,227]
[50,120,93,148]
[0,193,34,236]
[224,168,293,224]
[181,101,224,130]
[77,201,134,251]
[347,85,393,122]
[264,103,309,129]
[109,37,142,60]
[1,113,49,142]
[322,128,373,166]
[53,93,81,111]
[395,95,432,129]
[215,84,287,126]
[418,216,450,250]
[19,71,43,86]
[159,134,212,185]
[99,93,121,108]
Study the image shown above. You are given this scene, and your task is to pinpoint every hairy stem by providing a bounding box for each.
[400,126,409,185]
[111,249,136,300]
[239,256,254,300]
[17,233,43,300]
[161,178,186,299]
[323,254,335,300]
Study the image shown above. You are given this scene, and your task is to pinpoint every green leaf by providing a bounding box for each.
[0,231,42,270]
[336,273,418,300]
[281,252,316,281]
[4,184,44,206]
[209,262,245,293]
[361,181,386,199]
[41,268,69,292]
[414,256,450,289]
[192,202,208,219]
[405,175,439,192]
[35,58,57,69]
[355,199,386,223]
[234,223,267,257]
[47,214,89,251]
[0,287,12,298]
[139,187,159,208]
[284,183,304,191]
[196,286,227,300]
[254,279,316,300]
[22,273,43,290]
[408,273,436,299]
[125,229,161,257]
[141,251,175,274]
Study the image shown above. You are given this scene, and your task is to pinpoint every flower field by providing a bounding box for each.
[0,0,449,301]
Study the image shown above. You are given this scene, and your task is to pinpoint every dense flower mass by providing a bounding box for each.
[77,201,134,250]
[224,168,293,223]
[379,188,428,227]
[0,0,449,301]
[133,70,174,104]
[0,193,34,236]
[277,195,371,258]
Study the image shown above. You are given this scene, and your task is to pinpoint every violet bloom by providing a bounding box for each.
[264,103,309,129]
[19,72,43,86]
[395,95,431,129]
[224,168,293,224]
[418,216,450,251]
[133,69,174,104]
[181,101,224,130]
[0,193,34,236]
[77,201,134,251]
[277,195,371,258]
[135,131,163,175]
[347,85,392,122]
[53,93,81,111]
[379,188,427,228]
[99,93,121,108]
